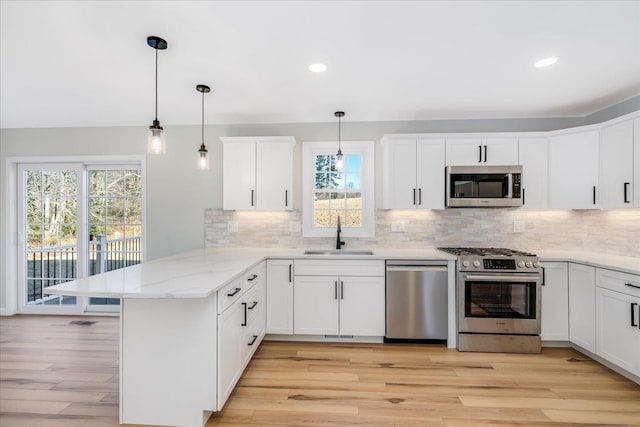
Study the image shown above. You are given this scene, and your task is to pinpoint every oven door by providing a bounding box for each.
[458,272,541,335]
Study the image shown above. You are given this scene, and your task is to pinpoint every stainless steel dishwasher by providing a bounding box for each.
[385,260,448,341]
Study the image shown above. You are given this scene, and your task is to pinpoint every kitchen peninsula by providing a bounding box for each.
[45,247,639,427]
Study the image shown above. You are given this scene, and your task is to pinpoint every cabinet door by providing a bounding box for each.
[599,120,634,208]
[482,138,519,165]
[568,263,596,353]
[223,143,256,210]
[217,301,243,408]
[383,139,418,209]
[339,276,385,336]
[445,139,483,165]
[294,276,339,335]
[596,287,640,377]
[416,139,445,209]
[518,138,548,209]
[549,131,599,209]
[257,142,293,210]
[540,262,568,341]
[634,118,640,207]
[266,259,294,334]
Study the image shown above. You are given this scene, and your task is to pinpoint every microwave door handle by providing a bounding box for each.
[507,174,513,198]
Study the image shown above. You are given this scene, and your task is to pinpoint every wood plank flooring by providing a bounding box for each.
[1,315,639,426]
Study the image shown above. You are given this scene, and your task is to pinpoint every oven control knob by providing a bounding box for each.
[462,260,470,267]
[517,260,525,268]
[525,261,533,268]
[473,260,481,268]
[533,261,540,268]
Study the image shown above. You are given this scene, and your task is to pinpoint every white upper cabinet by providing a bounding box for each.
[222,137,295,211]
[599,120,634,208]
[635,118,640,207]
[518,138,548,209]
[549,130,599,209]
[381,137,445,209]
[445,138,518,166]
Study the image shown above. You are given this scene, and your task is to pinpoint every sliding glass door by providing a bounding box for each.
[17,162,143,314]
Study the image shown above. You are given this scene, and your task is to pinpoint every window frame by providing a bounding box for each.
[302,141,375,238]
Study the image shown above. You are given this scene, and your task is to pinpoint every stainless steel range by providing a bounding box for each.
[438,247,542,354]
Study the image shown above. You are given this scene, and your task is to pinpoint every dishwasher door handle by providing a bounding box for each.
[386,266,447,272]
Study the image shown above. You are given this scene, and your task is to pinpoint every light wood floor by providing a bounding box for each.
[1,315,639,426]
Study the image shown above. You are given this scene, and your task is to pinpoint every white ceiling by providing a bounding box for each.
[1,1,640,129]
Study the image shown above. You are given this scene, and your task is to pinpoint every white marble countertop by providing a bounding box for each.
[45,246,638,299]
[536,250,640,275]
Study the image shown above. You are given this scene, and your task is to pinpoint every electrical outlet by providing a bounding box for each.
[227,221,239,233]
[391,222,405,233]
[289,221,301,233]
[513,220,525,233]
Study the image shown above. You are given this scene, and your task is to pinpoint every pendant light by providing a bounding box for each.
[196,84,211,170]
[335,111,345,170]
[147,36,168,154]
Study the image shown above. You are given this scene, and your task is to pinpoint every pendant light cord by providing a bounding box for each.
[154,47,158,121]
[338,115,341,150]
[201,91,205,143]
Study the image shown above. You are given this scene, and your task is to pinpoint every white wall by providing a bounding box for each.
[2,98,639,314]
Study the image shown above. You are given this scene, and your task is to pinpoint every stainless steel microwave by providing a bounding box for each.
[445,165,522,208]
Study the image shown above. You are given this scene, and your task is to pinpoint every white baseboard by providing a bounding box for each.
[265,334,383,344]
[0,308,17,316]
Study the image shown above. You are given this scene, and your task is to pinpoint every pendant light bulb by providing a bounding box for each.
[147,36,168,155]
[334,111,345,170]
[196,84,211,170]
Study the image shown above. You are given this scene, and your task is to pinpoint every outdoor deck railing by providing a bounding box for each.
[26,235,141,303]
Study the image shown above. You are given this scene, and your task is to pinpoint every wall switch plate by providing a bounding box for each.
[289,221,301,233]
[227,221,239,233]
[391,222,405,233]
[513,220,525,233]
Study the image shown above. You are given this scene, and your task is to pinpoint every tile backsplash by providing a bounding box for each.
[204,208,640,257]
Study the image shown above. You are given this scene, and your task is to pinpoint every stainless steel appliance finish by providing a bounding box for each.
[385,260,448,341]
[438,247,542,353]
[445,165,523,208]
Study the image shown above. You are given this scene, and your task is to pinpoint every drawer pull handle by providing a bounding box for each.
[241,302,247,327]
[247,274,258,281]
[248,301,258,310]
[227,287,241,297]
[248,335,258,346]
[625,283,640,290]
[624,182,630,203]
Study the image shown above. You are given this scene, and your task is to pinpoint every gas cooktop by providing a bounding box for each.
[437,247,537,257]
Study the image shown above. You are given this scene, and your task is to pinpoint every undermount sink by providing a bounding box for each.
[304,249,375,255]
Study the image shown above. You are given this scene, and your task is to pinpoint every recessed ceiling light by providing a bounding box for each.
[309,63,327,73]
[534,57,558,68]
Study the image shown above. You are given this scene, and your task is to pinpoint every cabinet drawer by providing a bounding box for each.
[218,277,245,314]
[596,268,640,298]
[243,262,265,290]
[294,259,385,276]
[243,280,265,327]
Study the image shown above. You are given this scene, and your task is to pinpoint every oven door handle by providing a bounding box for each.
[463,274,541,282]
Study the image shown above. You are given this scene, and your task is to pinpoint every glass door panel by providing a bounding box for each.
[87,167,143,308]
[19,166,82,311]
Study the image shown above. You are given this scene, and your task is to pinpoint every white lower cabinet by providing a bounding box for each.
[595,268,640,377]
[216,263,266,409]
[265,259,294,334]
[293,259,385,337]
[568,263,596,353]
[540,262,569,341]
[596,287,640,376]
[294,276,340,334]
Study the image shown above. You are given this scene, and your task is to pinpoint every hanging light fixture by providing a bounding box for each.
[147,36,168,154]
[334,111,345,170]
[196,84,211,170]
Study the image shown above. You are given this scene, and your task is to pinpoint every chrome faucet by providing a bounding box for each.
[336,216,345,250]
